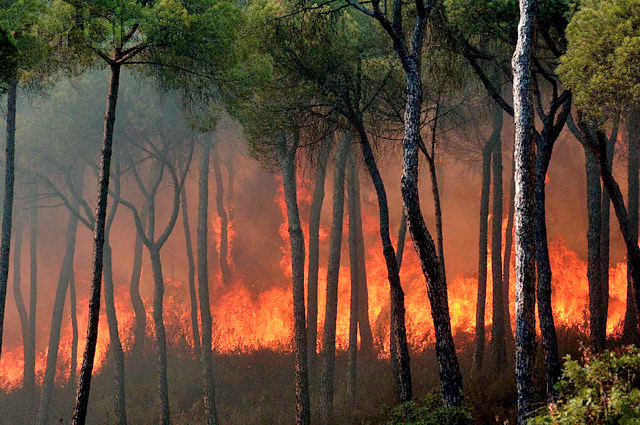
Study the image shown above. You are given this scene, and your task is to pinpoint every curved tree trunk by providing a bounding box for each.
[320,132,350,421]
[197,138,219,425]
[0,79,17,359]
[512,3,539,420]
[473,139,493,371]
[277,132,310,425]
[181,186,201,356]
[211,141,230,286]
[36,204,81,425]
[129,206,147,359]
[623,110,639,342]
[72,62,121,425]
[307,139,330,369]
[491,131,506,368]
[346,149,359,404]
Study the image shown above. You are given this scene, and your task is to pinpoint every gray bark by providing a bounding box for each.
[129,206,147,359]
[211,141,230,286]
[390,211,407,401]
[181,185,201,356]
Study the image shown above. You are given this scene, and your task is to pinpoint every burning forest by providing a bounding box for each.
[1,0,640,424]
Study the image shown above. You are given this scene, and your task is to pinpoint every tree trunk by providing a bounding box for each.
[503,160,515,344]
[354,123,411,403]
[347,149,359,404]
[28,184,37,387]
[401,64,462,406]
[181,185,201,356]
[534,131,560,397]
[598,135,615,349]
[0,79,17,359]
[36,205,81,425]
[12,215,31,391]
[307,139,330,369]
[69,273,78,389]
[103,242,128,425]
[211,141,230,286]
[427,157,446,285]
[512,2,538,420]
[473,135,493,372]
[277,132,310,425]
[72,62,121,425]
[352,156,374,353]
[197,138,219,425]
[320,132,350,421]
[130,206,147,359]
[491,123,506,369]
[390,211,408,401]
[623,109,639,342]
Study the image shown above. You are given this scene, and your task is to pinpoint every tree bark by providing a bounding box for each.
[491,119,506,369]
[28,184,37,387]
[129,206,147,359]
[598,134,615,349]
[197,138,219,425]
[36,201,81,425]
[181,185,201,356]
[276,131,310,425]
[211,141,231,286]
[12,214,32,392]
[473,131,493,371]
[69,272,78,389]
[0,79,17,359]
[390,211,408,402]
[624,109,639,342]
[503,160,515,344]
[72,62,121,425]
[307,139,330,369]
[320,132,350,421]
[512,0,538,421]
[347,149,359,404]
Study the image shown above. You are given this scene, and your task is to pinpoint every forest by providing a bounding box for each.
[0,0,639,424]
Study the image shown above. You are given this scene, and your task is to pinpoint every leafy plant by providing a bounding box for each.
[382,392,473,425]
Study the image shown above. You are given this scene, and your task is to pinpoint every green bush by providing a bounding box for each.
[529,347,640,424]
[382,392,472,425]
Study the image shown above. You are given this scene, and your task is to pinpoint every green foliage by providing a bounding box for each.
[558,0,640,123]
[382,393,473,425]
[529,347,640,425]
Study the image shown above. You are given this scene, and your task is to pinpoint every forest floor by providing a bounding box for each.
[0,323,618,425]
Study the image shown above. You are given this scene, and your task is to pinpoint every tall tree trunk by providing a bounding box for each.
[584,146,604,352]
[103,242,128,425]
[354,123,412,403]
[28,184,37,386]
[197,139,219,425]
[320,132,350,421]
[598,135,615,349]
[36,205,81,425]
[503,160,515,344]
[390,211,408,401]
[181,186,201,356]
[149,246,171,425]
[512,2,539,420]
[307,140,330,369]
[0,79,17,358]
[427,157,446,284]
[352,156,374,353]
[623,109,639,342]
[473,133,493,372]
[69,273,78,389]
[130,206,147,359]
[276,132,310,425]
[491,124,506,368]
[401,64,461,406]
[12,215,31,391]
[72,62,121,425]
[346,149,359,404]
[211,141,230,286]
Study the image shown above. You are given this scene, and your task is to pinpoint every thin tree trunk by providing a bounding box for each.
[28,184,37,387]
[69,272,78,389]
[598,134,615,349]
[512,2,539,420]
[354,123,412,403]
[130,206,147,359]
[503,160,515,344]
[427,157,446,284]
[346,149,359,404]
[307,139,330,368]
[12,215,31,391]
[491,126,506,368]
[473,137,493,371]
[0,79,17,358]
[390,211,407,401]
[276,132,310,425]
[72,62,121,425]
[36,205,81,425]
[181,186,201,356]
[401,64,462,407]
[396,213,407,268]
[211,141,230,286]
[352,156,374,353]
[197,138,219,425]
[320,132,350,421]
[624,109,639,342]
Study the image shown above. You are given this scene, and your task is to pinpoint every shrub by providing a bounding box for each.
[529,347,640,424]
[382,392,472,425]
